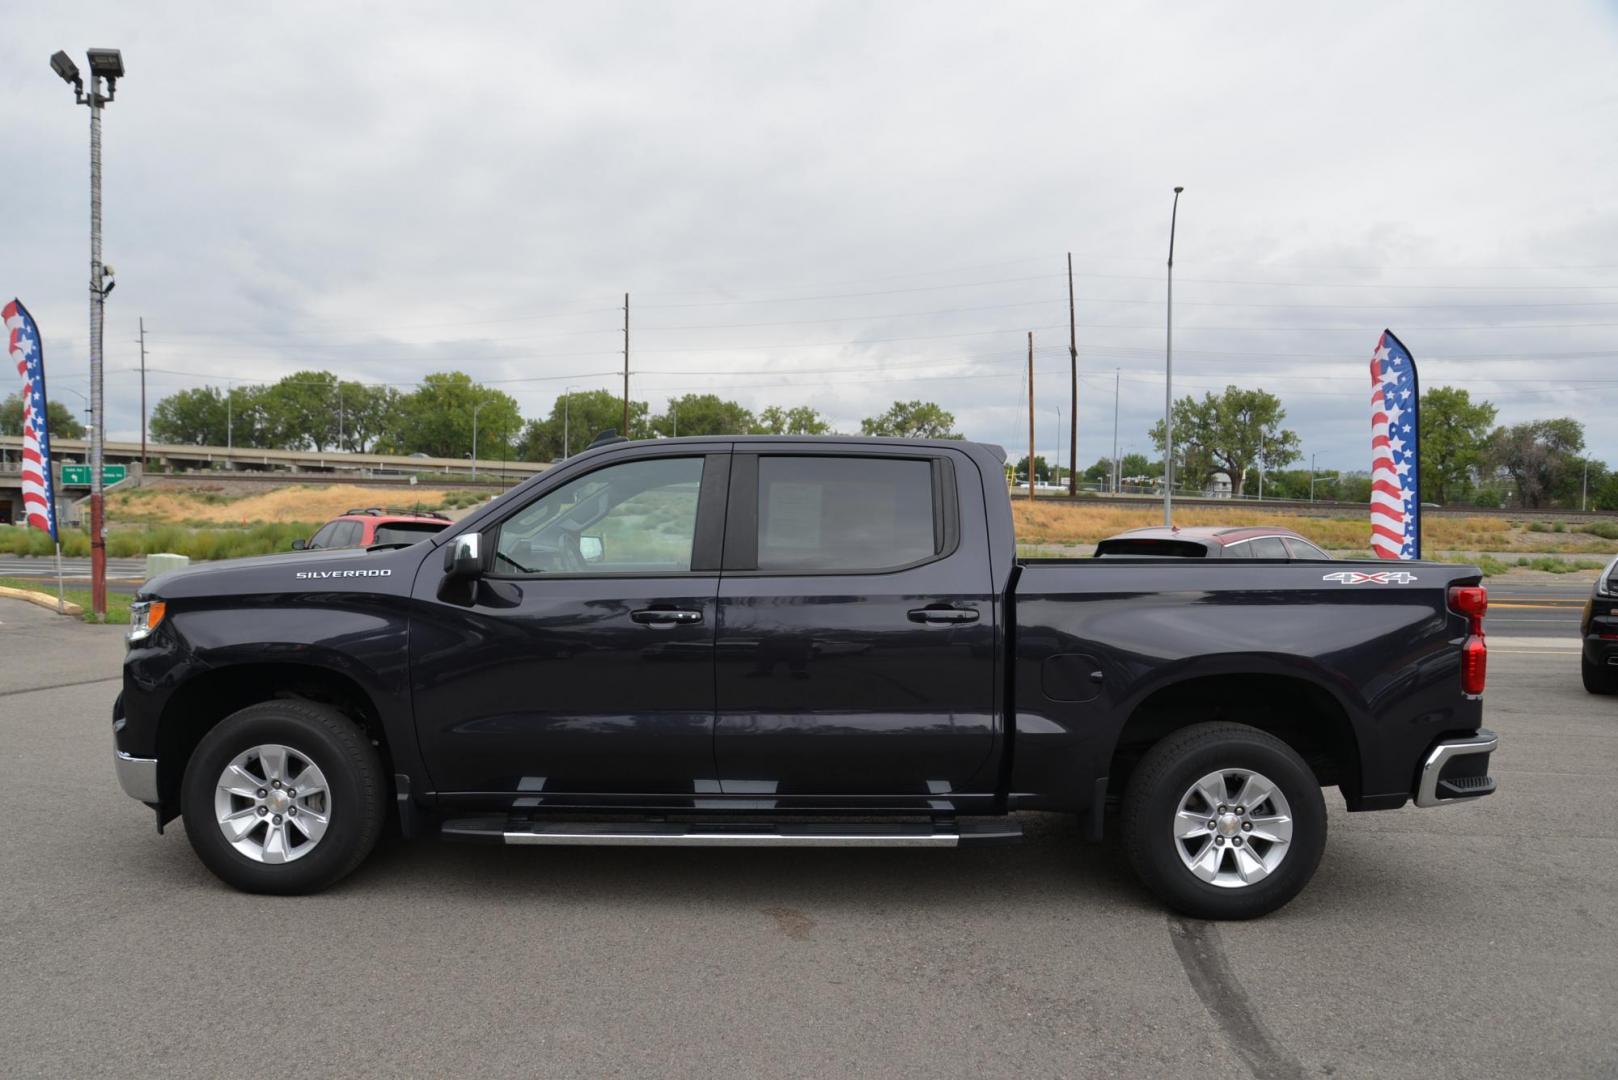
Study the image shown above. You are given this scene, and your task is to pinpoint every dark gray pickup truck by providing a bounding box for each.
[114,435,1497,918]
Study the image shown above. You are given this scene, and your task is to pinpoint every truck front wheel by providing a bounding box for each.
[180,699,387,895]
[1120,722,1326,920]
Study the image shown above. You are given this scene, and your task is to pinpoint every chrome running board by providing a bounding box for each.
[441,819,1021,847]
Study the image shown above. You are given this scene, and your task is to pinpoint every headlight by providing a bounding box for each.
[127,599,167,644]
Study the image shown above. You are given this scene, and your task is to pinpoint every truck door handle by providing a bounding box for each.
[631,608,703,626]
[908,606,979,624]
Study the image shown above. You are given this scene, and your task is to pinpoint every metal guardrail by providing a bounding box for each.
[0,435,551,479]
[1015,488,1618,522]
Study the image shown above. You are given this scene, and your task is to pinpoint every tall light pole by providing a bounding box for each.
[1163,185,1184,527]
[562,385,578,458]
[1054,405,1062,491]
[51,47,123,619]
[471,398,493,481]
[1110,367,1120,495]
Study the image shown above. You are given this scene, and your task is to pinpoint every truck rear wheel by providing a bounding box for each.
[1120,722,1326,920]
[180,699,386,895]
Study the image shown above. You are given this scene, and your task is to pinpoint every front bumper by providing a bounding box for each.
[1414,729,1498,808]
[115,745,159,804]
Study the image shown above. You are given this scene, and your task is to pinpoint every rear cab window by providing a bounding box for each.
[373,522,448,546]
[726,452,955,573]
[1093,538,1210,558]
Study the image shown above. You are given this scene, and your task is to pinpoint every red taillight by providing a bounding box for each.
[1450,585,1488,696]
[1462,635,1487,696]
[1449,585,1488,622]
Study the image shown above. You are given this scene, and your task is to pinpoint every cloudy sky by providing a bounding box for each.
[7,1,1618,470]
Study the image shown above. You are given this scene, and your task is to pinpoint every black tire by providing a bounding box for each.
[1120,722,1326,920]
[181,699,387,895]
[1582,656,1617,695]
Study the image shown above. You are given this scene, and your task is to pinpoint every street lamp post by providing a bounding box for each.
[1164,185,1184,527]
[1054,405,1061,491]
[471,399,493,482]
[1110,368,1120,494]
[562,385,579,458]
[50,46,123,619]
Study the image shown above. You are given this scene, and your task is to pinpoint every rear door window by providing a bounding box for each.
[308,522,341,549]
[1244,536,1289,559]
[1284,537,1330,560]
[755,456,939,572]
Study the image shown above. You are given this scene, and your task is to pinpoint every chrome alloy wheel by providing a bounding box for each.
[213,744,331,864]
[1172,768,1294,888]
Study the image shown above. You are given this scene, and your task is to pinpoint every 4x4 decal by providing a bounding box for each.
[1322,570,1418,585]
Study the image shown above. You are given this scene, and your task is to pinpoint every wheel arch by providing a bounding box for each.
[154,661,395,820]
[1106,670,1365,807]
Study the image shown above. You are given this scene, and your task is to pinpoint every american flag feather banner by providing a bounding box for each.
[1369,329,1420,560]
[5,299,59,543]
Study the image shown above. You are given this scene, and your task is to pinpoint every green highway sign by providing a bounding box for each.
[60,464,127,486]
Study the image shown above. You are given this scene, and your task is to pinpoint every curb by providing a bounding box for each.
[0,586,84,617]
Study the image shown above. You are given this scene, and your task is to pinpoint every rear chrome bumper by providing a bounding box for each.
[115,748,159,804]
[1414,730,1498,808]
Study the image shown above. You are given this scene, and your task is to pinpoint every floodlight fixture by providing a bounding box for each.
[50,50,82,89]
[86,48,124,79]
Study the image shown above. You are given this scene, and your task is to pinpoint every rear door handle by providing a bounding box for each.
[632,608,703,626]
[907,606,980,624]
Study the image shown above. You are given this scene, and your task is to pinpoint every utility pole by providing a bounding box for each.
[1027,331,1035,502]
[1164,186,1184,527]
[1583,459,1590,512]
[138,316,146,474]
[1067,252,1078,496]
[622,292,630,435]
[1110,368,1120,495]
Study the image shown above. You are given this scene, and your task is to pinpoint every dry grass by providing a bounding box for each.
[1010,500,1618,554]
[109,484,453,525]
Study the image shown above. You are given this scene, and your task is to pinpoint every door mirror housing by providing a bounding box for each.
[443,532,491,581]
[579,535,604,564]
[291,538,307,550]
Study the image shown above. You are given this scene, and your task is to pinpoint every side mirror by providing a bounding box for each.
[443,531,490,581]
[579,535,604,564]
[291,538,307,550]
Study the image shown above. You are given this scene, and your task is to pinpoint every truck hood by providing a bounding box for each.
[140,544,428,600]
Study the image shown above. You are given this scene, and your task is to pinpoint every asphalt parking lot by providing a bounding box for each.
[2,594,1614,1079]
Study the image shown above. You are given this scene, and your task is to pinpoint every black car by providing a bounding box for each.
[1582,554,1618,694]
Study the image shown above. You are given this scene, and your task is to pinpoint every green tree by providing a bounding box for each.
[0,394,86,439]
[394,372,522,459]
[1014,455,1051,482]
[1118,452,1159,480]
[1487,418,1585,508]
[860,400,961,439]
[1149,386,1300,497]
[261,370,341,451]
[1419,386,1496,504]
[1082,457,1113,485]
[652,393,754,437]
[752,405,831,435]
[149,386,231,446]
[516,389,651,461]
[340,383,402,454]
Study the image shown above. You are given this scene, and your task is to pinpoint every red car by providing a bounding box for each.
[1094,525,1333,560]
[293,508,451,551]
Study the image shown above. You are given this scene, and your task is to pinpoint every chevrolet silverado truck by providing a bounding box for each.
[112,435,1498,919]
